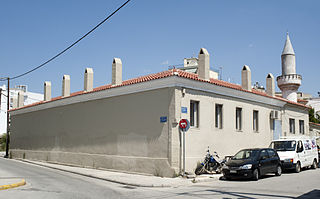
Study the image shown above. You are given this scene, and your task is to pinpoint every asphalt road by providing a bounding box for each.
[130,169,320,199]
[0,158,129,198]
[1,157,319,199]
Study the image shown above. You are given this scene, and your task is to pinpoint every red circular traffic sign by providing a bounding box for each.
[179,119,188,129]
[179,119,190,132]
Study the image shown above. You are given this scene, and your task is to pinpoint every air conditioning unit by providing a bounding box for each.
[270,110,279,119]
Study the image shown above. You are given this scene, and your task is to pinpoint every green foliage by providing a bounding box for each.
[0,133,7,151]
[309,109,320,124]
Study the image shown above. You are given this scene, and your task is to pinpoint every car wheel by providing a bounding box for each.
[311,160,317,169]
[252,169,259,181]
[275,165,282,176]
[295,162,301,173]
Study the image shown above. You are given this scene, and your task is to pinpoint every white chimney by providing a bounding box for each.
[62,75,70,97]
[112,58,122,85]
[197,48,210,80]
[17,91,24,108]
[84,68,93,92]
[241,65,252,91]
[44,81,52,101]
[266,73,275,97]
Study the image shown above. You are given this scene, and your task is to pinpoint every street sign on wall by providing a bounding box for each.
[160,116,167,123]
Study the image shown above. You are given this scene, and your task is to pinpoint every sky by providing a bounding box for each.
[0,0,319,98]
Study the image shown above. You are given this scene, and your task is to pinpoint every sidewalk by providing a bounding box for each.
[16,159,222,187]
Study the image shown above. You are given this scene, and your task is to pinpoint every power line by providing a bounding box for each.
[1,0,131,81]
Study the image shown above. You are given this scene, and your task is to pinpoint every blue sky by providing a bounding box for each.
[1,0,319,97]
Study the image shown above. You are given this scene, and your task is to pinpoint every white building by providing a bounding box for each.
[9,35,311,177]
[0,85,43,134]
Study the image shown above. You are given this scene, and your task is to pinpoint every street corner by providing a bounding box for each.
[0,179,26,190]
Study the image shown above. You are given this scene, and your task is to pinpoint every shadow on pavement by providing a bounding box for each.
[296,189,320,199]
[219,174,279,182]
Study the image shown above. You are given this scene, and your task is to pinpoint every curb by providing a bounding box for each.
[0,179,26,190]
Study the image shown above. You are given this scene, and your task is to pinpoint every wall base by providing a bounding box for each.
[11,149,177,178]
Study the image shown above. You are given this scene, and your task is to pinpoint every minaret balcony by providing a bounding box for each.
[277,74,301,87]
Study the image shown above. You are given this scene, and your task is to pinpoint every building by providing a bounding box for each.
[9,35,310,177]
[0,85,43,134]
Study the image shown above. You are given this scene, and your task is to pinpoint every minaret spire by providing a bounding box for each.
[282,33,295,56]
[277,33,301,102]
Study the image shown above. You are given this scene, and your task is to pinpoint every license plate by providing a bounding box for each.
[230,170,237,173]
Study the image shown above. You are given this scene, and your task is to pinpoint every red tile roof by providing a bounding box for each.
[10,69,311,112]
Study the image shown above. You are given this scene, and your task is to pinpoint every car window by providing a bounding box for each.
[267,149,276,158]
[270,141,296,151]
[259,150,269,159]
[232,149,258,160]
[297,141,304,152]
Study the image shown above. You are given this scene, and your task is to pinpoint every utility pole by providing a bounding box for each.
[5,78,10,158]
[0,88,2,110]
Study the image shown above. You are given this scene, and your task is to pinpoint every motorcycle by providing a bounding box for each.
[195,147,227,175]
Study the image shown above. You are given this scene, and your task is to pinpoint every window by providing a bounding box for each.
[190,101,199,128]
[259,149,269,160]
[253,110,259,132]
[215,104,223,129]
[267,149,276,158]
[236,107,242,131]
[297,141,304,152]
[299,120,304,134]
[289,118,295,134]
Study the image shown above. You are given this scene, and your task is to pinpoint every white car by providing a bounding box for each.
[269,137,318,172]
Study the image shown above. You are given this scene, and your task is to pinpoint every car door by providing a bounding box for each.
[258,149,270,175]
[267,149,279,173]
[297,140,306,167]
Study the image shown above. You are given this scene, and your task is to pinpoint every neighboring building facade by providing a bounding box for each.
[0,85,43,134]
[9,35,310,177]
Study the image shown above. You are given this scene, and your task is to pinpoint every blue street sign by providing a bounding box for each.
[181,107,187,113]
[160,116,167,123]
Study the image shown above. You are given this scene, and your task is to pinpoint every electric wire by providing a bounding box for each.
[0,0,131,81]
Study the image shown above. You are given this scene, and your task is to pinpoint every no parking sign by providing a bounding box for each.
[179,119,190,132]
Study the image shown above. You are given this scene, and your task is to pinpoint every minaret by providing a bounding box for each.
[277,33,301,102]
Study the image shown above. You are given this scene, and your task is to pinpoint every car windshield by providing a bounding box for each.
[232,149,259,160]
[270,141,296,151]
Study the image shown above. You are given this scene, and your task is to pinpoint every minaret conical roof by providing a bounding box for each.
[282,33,295,55]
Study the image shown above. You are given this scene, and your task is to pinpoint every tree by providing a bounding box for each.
[309,108,320,124]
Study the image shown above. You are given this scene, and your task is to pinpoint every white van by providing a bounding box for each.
[269,137,318,172]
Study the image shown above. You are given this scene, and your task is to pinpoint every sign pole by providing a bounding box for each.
[178,119,189,177]
[179,128,182,175]
[183,129,186,176]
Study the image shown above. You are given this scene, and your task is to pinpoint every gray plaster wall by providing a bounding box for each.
[10,88,176,177]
